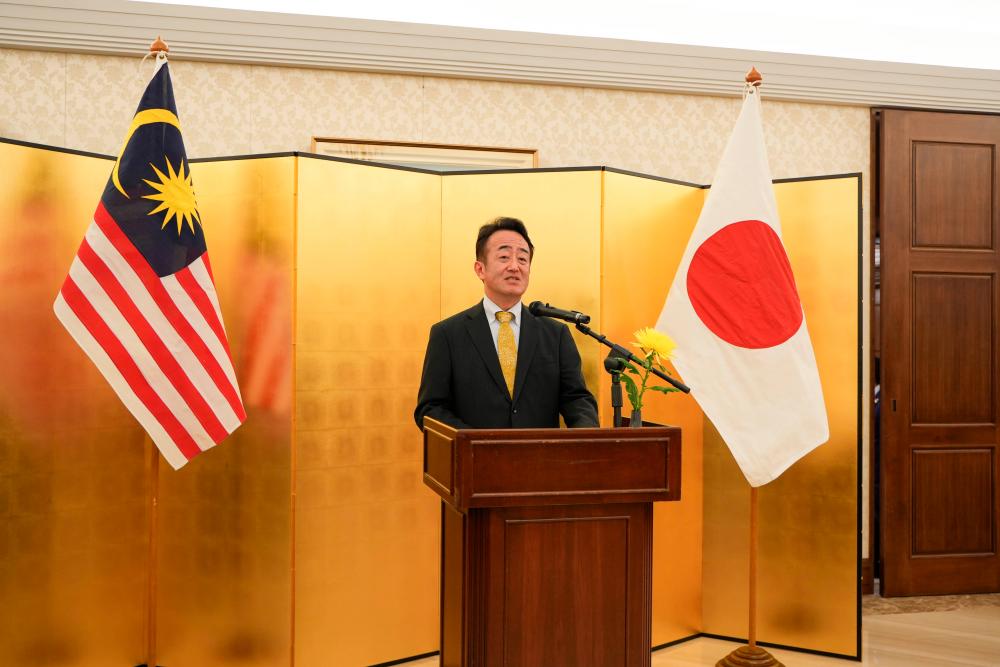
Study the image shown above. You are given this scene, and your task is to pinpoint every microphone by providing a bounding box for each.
[527,301,591,325]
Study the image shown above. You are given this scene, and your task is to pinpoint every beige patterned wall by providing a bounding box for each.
[0,45,872,555]
[0,48,869,183]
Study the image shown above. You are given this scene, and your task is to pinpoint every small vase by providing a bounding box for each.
[629,408,643,428]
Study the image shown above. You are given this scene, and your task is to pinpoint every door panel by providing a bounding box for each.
[911,448,995,556]
[880,109,1000,596]
[912,142,993,249]
[911,273,994,424]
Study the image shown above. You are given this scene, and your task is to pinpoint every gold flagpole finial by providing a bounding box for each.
[149,36,169,55]
[745,66,762,87]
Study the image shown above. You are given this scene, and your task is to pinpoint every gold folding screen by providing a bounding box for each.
[0,138,859,666]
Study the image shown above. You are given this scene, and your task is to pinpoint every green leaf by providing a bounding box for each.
[619,374,640,409]
[624,362,642,376]
[649,385,679,394]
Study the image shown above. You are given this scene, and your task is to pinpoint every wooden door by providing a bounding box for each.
[880,109,1000,596]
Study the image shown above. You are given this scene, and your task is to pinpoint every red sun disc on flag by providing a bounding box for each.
[686,219,803,349]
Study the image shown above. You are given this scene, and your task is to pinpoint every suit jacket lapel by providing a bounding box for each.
[513,308,538,403]
[464,303,510,400]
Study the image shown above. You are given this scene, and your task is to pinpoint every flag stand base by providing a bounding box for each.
[716,644,784,666]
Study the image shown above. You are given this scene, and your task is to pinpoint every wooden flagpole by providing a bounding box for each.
[717,485,783,667]
[146,437,160,666]
[717,67,784,667]
[143,37,168,667]
[749,485,759,651]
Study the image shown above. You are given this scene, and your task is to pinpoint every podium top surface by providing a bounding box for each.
[421,418,681,510]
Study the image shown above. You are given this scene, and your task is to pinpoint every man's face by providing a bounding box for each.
[474,230,531,308]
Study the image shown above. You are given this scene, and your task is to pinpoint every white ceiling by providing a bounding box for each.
[138,0,1000,71]
[4,0,999,110]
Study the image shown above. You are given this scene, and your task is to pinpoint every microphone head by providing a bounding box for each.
[527,301,544,315]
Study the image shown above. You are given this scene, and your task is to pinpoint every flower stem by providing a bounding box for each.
[637,354,653,410]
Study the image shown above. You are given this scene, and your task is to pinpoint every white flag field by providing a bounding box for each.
[657,87,829,487]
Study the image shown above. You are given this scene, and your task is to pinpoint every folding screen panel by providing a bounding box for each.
[0,141,151,667]
[154,155,296,667]
[441,170,603,389]
[601,170,707,644]
[701,175,861,657]
[295,157,442,666]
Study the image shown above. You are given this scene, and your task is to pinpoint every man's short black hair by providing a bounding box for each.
[475,217,534,261]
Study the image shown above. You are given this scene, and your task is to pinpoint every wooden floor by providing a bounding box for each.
[401,594,1000,666]
[648,607,1000,665]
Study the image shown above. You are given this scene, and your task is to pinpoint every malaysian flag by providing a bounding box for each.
[54,58,246,469]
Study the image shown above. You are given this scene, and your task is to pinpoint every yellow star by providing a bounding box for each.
[142,156,201,235]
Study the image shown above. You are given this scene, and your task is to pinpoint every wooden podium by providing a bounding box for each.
[422,418,682,667]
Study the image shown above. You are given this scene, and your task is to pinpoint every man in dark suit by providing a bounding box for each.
[414,217,599,430]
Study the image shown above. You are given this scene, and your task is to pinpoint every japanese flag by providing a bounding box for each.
[657,87,829,487]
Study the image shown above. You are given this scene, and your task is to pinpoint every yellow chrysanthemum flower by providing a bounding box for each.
[632,327,676,362]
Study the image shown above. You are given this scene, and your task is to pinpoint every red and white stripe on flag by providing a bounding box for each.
[657,87,829,487]
[54,202,246,469]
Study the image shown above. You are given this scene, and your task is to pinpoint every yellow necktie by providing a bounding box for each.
[496,311,517,397]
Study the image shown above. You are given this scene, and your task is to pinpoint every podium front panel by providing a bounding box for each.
[484,503,652,667]
[467,434,674,506]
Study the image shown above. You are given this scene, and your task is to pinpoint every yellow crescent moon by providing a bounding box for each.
[111,108,182,198]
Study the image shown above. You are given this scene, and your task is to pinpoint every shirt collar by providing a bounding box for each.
[482,297,522,323]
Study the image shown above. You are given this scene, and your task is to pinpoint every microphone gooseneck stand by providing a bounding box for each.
[527,302,690,423]
[579,322,691,427]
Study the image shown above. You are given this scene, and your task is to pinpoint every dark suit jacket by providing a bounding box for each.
[414,301,599,430]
